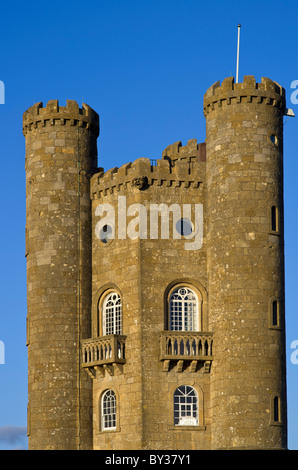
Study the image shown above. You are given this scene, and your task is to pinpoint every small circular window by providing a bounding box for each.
[176,218,193,237]
[99,224,114,245]
[269,134,278,145]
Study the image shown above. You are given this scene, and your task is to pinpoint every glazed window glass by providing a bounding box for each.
[174,386,198,426]
[101,390,117,430]
[102,292,122,335]
[169,287,198,331]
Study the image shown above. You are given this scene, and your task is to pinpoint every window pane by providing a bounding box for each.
[103,292,122,335]
[102,390,116,430]
[173,386,198,426]
[169,287,198,331]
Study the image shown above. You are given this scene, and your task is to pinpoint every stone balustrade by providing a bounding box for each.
[81,335,126,368]
[160,331,213,372]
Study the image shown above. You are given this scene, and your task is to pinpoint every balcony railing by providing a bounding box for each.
[160,331,213,372]
[81,335,126,369]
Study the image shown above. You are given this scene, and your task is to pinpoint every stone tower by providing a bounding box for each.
[24,75,287,450]
[204,76,287,449]
[87,144,208,450]
[23,100,99,450]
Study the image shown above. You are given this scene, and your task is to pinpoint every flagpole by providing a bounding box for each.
[236,24,241,83]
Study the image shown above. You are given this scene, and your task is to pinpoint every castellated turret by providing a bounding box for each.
[24,76,287,450]
[24,100,99,450]
[204,76,287,449]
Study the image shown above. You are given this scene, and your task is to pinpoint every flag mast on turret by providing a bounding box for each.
[236,24,241,83]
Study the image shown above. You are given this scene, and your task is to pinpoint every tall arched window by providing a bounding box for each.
[169,286,199,331]
[102,291,122,335]
[101,389,117,431]
[173,385,198,426]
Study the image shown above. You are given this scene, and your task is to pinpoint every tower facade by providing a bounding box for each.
[88,145,209,450]
[24,100,99,449]
[204,76,287,449]
[24,75,287,450]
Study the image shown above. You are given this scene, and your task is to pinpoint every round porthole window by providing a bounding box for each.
[99,224,114,245]
[269,134,278,145]
[176,218,193,237]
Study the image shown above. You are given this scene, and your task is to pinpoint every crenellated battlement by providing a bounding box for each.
[203,75,286,116]
[162,139,206,162]
[23,99,99,136]
[91,151,205,200]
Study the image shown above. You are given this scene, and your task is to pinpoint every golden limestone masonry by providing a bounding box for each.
[24,76,287,450]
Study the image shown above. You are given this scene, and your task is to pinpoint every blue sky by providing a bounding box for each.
[0,0,297,450]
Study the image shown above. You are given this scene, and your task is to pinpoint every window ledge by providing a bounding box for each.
[268,230,280,236]
[269,421,283,427]
[98,426,121,434]
[169,425,206,431]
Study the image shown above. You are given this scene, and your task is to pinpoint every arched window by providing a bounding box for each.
[169,286,199,331]
[102,291,122,335]
[173,385,198,426]
[270,393,282,426]
[101,389,117,431]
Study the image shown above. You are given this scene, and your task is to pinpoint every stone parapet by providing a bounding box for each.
[23,99,99,137]
[91,147,205,200]
[162,139,206,162]
[203,76,286,116]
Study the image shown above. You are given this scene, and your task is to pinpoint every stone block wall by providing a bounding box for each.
[24,100,99,449]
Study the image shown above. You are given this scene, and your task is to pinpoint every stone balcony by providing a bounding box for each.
[160,331,213,373]
[81,334,126,377]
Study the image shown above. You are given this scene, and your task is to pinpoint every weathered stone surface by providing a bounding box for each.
[24,100,99,450]
[204,76,287,450]
[24,76,287,450]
